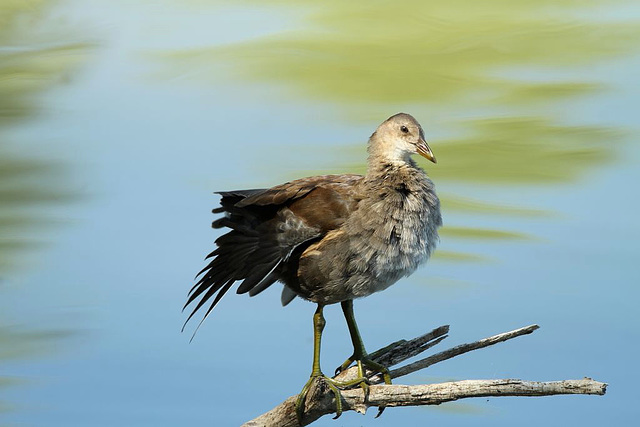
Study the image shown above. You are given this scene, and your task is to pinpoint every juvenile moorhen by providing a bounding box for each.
[184,113,442,421]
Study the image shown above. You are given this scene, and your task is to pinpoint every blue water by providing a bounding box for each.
[2,1,639,426]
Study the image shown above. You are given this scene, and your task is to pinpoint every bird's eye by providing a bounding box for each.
[400,126,409,133]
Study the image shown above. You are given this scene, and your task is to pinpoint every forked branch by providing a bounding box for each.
[242,325,607,427]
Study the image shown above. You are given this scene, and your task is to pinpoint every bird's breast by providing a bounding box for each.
[368,189,438,271]
[295,172,441,304]
[336,183,441,297]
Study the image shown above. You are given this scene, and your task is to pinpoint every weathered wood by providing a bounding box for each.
[241,325,606,427]
[390,324,539,380]
[243,378,606,427]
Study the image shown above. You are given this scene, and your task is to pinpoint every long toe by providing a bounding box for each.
[360,357,392,384]
[296,374,344,424]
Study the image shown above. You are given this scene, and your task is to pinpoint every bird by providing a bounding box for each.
[184,113,442,422]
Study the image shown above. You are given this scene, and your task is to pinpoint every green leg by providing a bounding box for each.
[335,299,392,417]
[296,304,354,424]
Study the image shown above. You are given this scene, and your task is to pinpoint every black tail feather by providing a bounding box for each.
[182,278,232,332]
[184,188,286,336]
[188,280,234,342]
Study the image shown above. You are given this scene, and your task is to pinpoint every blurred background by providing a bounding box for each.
[1,0,639,425]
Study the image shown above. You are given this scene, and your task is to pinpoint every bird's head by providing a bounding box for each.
[369,113,436,164]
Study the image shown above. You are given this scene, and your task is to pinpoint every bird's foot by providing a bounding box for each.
[335,354,392,385]
[295,372,370,424]
[335,355,392,418]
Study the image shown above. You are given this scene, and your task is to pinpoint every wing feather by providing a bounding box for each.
[184,174,364,334]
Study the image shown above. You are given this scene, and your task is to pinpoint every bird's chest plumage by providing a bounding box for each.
[298,167,441,304]
[348,180,440,289]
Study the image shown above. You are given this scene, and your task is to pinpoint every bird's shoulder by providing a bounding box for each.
[229,174,363,234]
[246,174,364,233]
[234,174,363,208]
[287,174,364,232]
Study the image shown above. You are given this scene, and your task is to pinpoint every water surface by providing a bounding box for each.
[2,1,639,426]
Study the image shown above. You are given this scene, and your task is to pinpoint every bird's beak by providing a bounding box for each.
[417,138,437,163]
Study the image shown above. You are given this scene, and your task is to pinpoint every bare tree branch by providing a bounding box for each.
[335,324,538,384]
[243,378,606,427]
[389,324,539,380]
[242,324,606,427]
[368,324,450,368]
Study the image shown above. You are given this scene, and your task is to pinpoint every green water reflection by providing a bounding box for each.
[1,1,638,422]
[163,0,637,256]
[1,0,90,413]
[321,117,619,183]
[175,1,639,107]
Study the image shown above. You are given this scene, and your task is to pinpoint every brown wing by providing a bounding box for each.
[183,174,363,334]
[237,174,362,209]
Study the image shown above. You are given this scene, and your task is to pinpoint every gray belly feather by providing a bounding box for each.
[300,168,441,304]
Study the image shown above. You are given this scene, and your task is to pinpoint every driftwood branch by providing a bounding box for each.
[242,325,607,427]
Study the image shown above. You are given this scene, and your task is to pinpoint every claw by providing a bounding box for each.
[295,377,314,423]
[325,379,344,419]
[332,355,392,417]
[335,354,354,376]
[298,302,393,423]
[360,357,392,416]
[296,374,344,424]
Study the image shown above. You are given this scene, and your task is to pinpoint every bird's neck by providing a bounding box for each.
[365,133,427,183]
[366,153,420,179]
[366,132,412,167]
